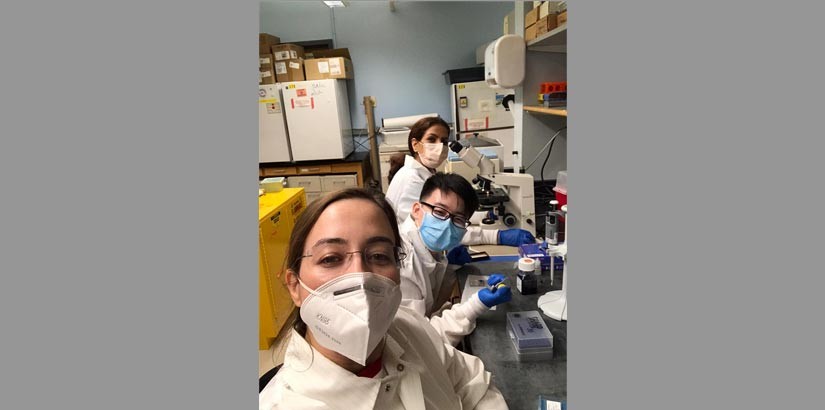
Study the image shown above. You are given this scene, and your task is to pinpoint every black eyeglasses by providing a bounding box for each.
[420,201,470,229]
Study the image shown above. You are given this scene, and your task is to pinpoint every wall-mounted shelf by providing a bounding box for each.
[524,105,567,117]
[527,25,567,53]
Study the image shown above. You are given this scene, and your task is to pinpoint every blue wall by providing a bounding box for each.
[260,1,513,130]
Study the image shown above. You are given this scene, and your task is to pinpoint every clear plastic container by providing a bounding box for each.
[506,311,554,361]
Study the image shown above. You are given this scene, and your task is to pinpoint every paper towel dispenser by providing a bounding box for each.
[484,35,526,90]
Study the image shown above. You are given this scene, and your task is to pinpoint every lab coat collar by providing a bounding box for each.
[280,329,382,409]
[404,154,435,179]
[279,328,428,410]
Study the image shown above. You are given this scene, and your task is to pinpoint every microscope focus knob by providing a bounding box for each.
[503,213,517,227]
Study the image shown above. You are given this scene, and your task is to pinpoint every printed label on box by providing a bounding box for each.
[259,57,271,65]
[294,98,312,108]
[260,71,272,78]
[296,89,307,97]
[275,51,290,60]
[329,59,341,75]
[289,61,300,70]
[317,61,330,74]
[275,62,287,75]
[290,50,298,59]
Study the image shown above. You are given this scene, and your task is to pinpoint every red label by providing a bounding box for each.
[311,97,314,109]
[297,89,307,97]
[290,99,294,109]
[485,117,489,129]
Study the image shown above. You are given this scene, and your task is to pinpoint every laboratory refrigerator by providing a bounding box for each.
[450,80,516,170]
[282,79,354,161]
[259,84,292,163]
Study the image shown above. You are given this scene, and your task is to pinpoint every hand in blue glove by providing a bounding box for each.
[498,229,536,247]
[446,245,472,265]
[478,284,512,308]
[487,273,507,287]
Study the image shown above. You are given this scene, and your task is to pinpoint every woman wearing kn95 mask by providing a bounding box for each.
[386,116,536,252]
[259,187,508,410]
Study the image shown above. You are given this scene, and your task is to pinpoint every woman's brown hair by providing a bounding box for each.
[386,116,450,184]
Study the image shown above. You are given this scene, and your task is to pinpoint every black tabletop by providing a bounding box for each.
[455,260,567,409]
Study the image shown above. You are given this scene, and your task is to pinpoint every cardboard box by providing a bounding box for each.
[310,48,351,60]
[274,58,305,83]
[525,24,538,42]
[259,54,274,69]
[526,7,539,27]
[304,57,353,80]
[557,10,567,26]
[271,44,305,61]
[539,1,550,18]
[536,14,558,36]
[259,67,275,85]
[503,10,515,35]
[259,33,281,45]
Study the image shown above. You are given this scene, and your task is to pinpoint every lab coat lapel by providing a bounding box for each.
[384,332,425,410]
[283,330,382,410]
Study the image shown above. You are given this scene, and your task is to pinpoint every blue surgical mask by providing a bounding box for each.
[419,212,466,252]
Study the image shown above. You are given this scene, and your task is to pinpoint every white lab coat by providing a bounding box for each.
[259,306,509,410]
[399,216,489,346]
[385,155,498,246]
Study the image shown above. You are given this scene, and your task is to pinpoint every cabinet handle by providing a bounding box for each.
[302,167,320,172]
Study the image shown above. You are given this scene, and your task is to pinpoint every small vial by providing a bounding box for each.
[516,257,538,295]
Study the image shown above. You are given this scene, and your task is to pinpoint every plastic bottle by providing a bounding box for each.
[516,257,538,295]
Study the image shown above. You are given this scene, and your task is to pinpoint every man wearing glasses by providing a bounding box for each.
[398,172,512,346]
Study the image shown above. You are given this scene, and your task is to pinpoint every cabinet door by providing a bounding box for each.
[259,207,295,346]
[259,239,276,350]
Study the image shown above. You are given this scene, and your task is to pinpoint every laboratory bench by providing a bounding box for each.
[455,259,567,408]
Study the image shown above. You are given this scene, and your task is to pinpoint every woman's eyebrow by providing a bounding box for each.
[365,236,394,246]
[311,237,348,248]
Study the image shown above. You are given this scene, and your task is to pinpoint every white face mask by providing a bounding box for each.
[418,142,448,169]
[297,272,402,366]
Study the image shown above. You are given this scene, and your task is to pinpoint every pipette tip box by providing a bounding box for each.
[507,310,554,361]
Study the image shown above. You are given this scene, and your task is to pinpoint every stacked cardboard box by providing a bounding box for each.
[304,48,354,80]
[271,44,305,82]
[524,4,539,41]
[259,33,280,85]
[259,33,280,54]
[525,2,565,41]
[259,54,275,85]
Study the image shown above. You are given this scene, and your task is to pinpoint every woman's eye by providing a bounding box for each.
[318,255,342,266]
[367,252,393,265]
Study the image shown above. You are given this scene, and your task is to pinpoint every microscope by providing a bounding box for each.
[448,141,536,237]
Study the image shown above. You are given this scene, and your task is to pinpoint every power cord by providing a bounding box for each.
[524,127,567,171]
[540,126,566,183]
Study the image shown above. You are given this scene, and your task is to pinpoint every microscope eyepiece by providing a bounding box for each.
[449,141,464,154]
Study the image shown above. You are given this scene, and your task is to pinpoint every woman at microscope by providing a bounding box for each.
[385,116,535,264]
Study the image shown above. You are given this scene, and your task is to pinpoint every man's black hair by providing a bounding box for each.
[419,172,479,217]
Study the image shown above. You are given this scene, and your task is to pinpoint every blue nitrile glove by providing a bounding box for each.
[446,245,472,265]
[478,284,512,308]
[498,229,536,246]
[487,273,507,287]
